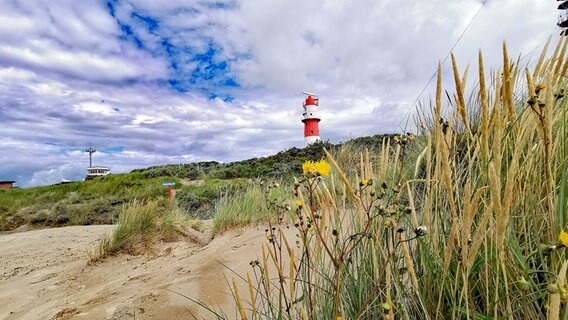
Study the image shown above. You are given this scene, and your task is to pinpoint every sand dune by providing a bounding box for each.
[0,224,275,320]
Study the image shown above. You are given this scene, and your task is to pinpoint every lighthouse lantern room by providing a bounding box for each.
[302,92,321,146]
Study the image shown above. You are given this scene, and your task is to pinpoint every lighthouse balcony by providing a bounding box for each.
[302,116,321,122]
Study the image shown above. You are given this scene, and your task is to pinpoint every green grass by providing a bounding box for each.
[0,173,181,231]
[88,199,192,262]
[212,182,290,235]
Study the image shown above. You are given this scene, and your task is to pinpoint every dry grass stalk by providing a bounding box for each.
[533,36,551,79]
[246,273,257,320]
[232,278,248,320]
[502,42,516,122]
[451,53,473,139]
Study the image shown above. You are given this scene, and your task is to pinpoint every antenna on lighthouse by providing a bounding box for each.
[85,144,96,168]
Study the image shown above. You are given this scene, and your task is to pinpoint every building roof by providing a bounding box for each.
[0,180,15,183]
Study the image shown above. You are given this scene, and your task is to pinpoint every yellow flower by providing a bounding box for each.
[303,159,331,176]
[302,160,316,175]
[307,223,315,233]
[361,179,369,186]
[560,230,568,247]
[336,317,342,320]
[315,159,331,176]
[295,199,303,207]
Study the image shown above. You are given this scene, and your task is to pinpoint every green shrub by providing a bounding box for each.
[176,190,203,213]
[56,215,69,224]
[30,213,49,224]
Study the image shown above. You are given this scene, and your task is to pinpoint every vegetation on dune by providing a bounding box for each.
[88,199,197,262]
[0,134,396,232]
[206,39,568,319]
[133,135,396,181]
[212,180,291,235]
[0,173,180,231]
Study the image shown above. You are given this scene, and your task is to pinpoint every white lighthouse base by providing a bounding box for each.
[304,136,320,146]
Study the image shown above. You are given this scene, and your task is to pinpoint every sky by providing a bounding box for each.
[0,0,561,187]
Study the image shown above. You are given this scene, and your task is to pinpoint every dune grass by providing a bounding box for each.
[214,39,568,319]
[212,181,290,235]
[88,199,192,262]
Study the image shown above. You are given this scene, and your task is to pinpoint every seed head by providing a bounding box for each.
[528,97,536,106]
[547,283,559,294]
[535,83,545,94]
[518,277,530,292]
[414,226,427,237]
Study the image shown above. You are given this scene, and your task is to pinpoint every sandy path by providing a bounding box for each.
[0,224,282,320]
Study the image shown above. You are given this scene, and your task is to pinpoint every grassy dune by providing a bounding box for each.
[0,173,180,231]
[0,134,395,232]
[222,40,568,319]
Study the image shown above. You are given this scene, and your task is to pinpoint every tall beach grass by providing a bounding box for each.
[221,39,568,319]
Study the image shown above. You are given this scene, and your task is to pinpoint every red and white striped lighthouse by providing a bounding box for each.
[301,92,321,146]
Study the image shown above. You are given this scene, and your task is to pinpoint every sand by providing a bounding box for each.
[0,224,278,320]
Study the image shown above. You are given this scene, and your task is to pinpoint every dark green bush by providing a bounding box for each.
[56,215,70,224]
[30,213,49,224]
[176,190,203,213]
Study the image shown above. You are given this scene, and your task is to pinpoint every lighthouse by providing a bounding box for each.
[301,93,321,146]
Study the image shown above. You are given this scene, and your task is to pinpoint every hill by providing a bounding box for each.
[0,134,395,232]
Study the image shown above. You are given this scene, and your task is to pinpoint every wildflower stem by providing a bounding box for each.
[333,266,343,319]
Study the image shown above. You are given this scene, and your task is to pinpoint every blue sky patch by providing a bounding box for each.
[131,12,159,33]
[105,2,241,99]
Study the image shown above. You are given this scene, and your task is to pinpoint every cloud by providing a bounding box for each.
[0,0,560,186]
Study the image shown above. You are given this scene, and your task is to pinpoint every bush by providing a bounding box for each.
[30,213,49,224]
[176,190,203,213]
[56,215,70,224]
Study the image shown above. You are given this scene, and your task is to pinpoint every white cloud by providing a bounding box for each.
[0,0,562,186]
